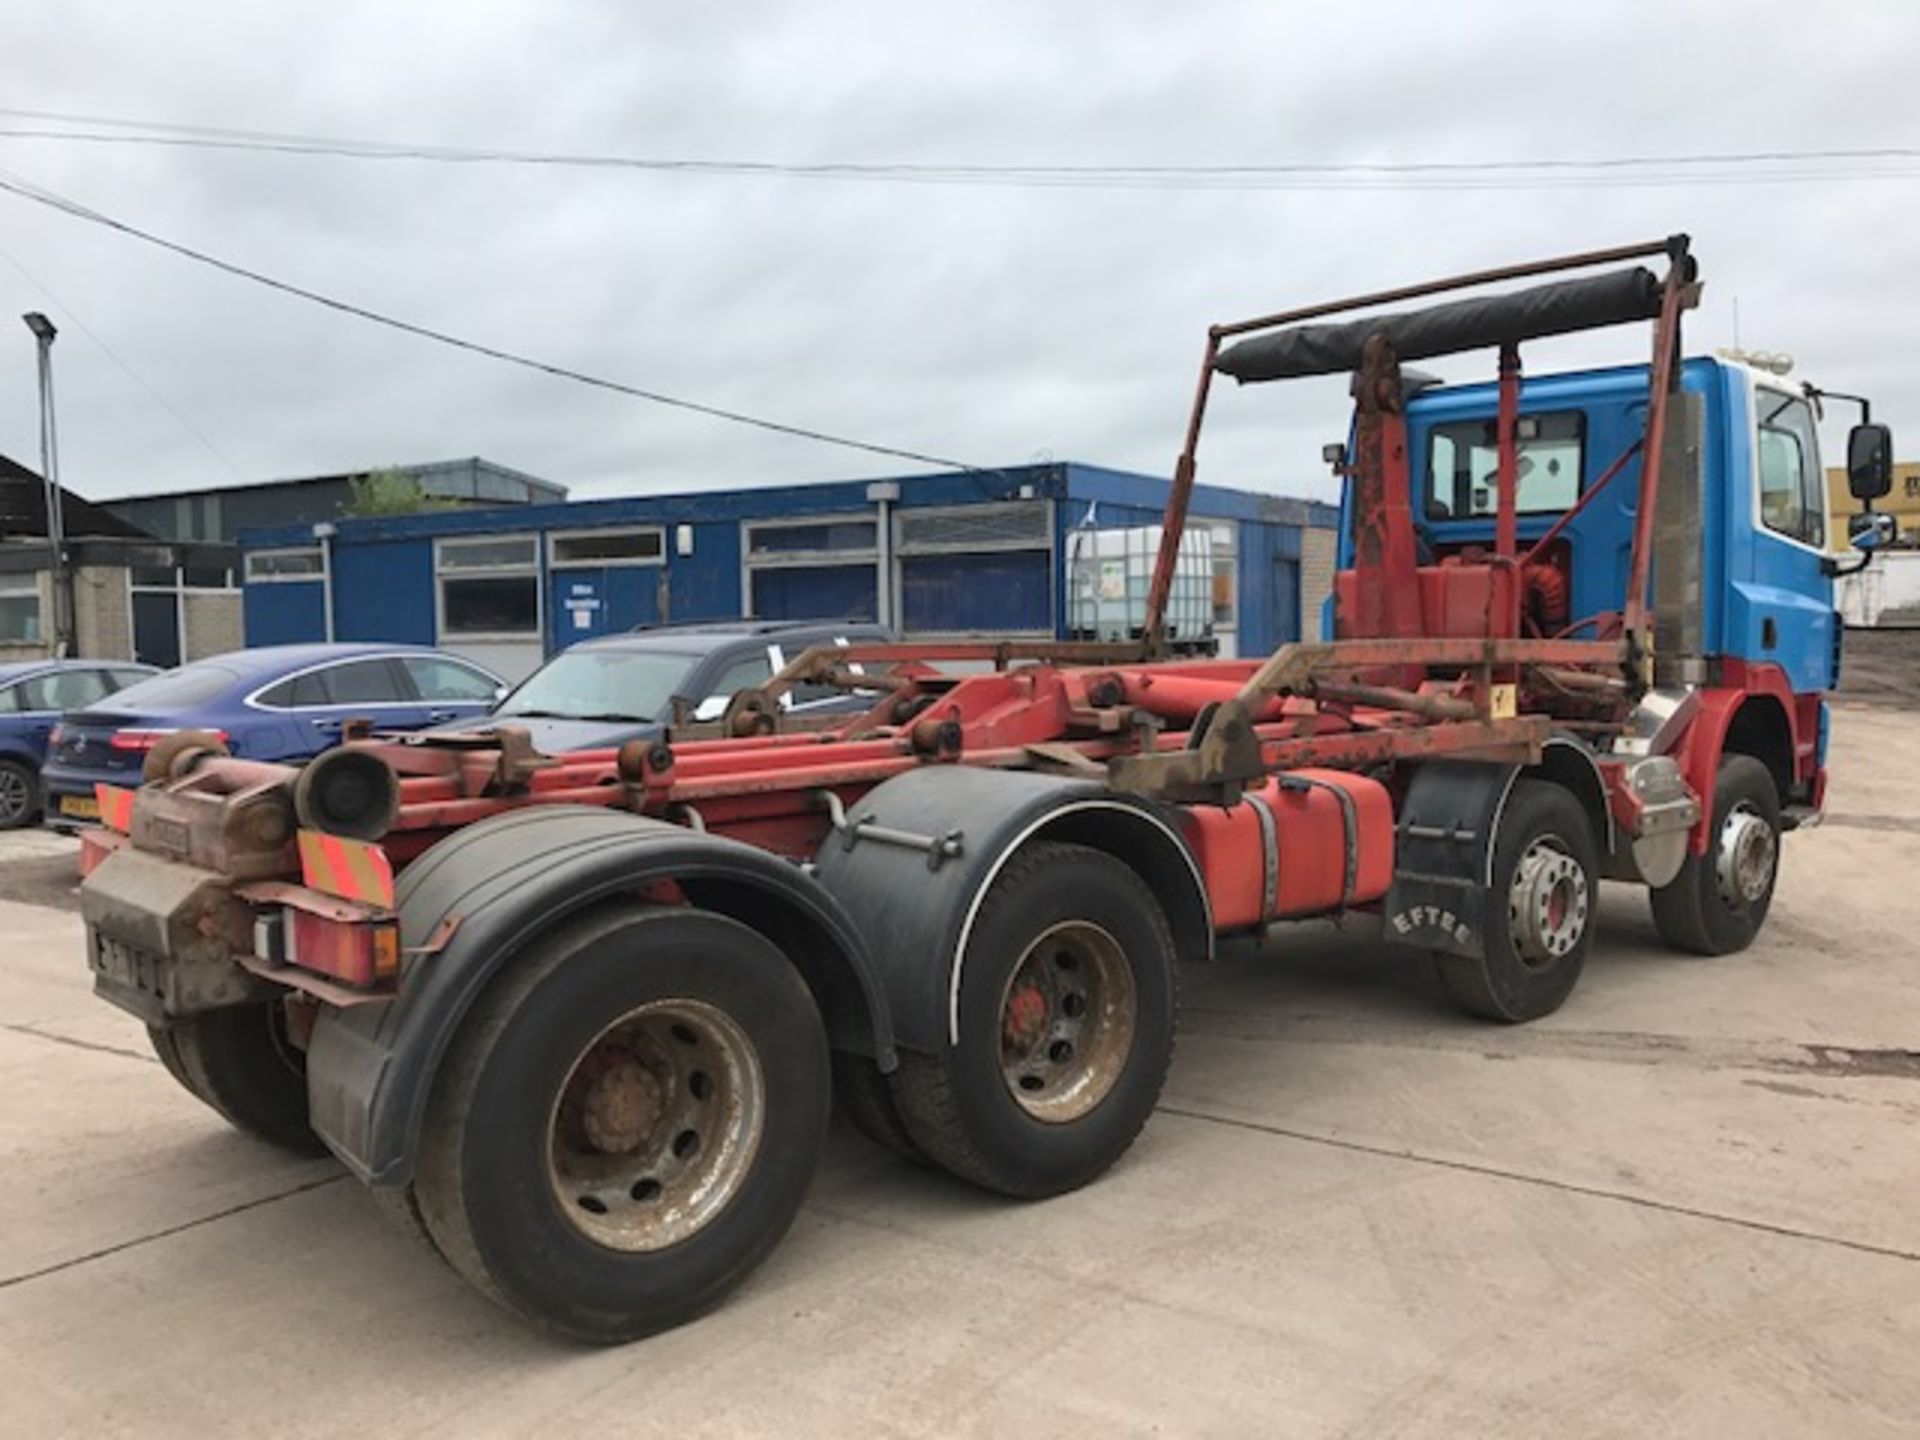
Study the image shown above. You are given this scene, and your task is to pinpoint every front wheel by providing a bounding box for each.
[1436,780,1600,1023]
[413,904,830,1344]
[1649,754,1781,955]
[890,841,1178,1199]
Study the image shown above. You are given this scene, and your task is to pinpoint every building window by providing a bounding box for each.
[1427,412,1585,519]
[1755,392,1824,548]
[1905,475,1919,499]
[246,548,325,582]
[747,519,878,557]
[0,579,41,644]
[896,500,1052,636]
[744,514,881,623]
[437,535,539,637]
[549,528,666,567]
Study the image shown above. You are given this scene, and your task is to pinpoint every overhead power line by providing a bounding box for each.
[0,238,247,481]
[0,168,1011,486]
[0,105,1916,191]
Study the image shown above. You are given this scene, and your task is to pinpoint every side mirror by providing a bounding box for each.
[691,695,727,722]
[1849,511,1897,553]
[1847,422,1894,501]
[491,684,510,704]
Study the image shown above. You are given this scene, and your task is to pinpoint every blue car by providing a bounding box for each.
[0,659,158,828]
[41,642,504,826]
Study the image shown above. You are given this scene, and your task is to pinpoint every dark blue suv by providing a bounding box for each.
[451,619,894,753]
[0,659,156,828]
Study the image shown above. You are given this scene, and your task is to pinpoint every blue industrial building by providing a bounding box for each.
[240,462,1336,680]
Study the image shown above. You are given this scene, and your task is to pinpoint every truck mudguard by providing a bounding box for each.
[809,766,1212,1054]
[1383,738,1609,958]
[305,806,891,1187]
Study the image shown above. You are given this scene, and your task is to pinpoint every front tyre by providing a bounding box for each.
[1649,754,1781,956]
[1436,780,1599,1023]
[414,904,830,1344]
[890,841,1178,1199]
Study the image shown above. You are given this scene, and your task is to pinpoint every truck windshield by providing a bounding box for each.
[494,650,699,723]
[1427,411,1585,520]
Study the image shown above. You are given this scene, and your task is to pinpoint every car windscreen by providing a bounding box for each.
[492,650,700,722]
[83,662,240,713]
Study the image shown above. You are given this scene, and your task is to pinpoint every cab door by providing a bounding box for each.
[1737,383,1835,693]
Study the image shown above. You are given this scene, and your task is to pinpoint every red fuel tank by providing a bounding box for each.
[1179,768,1395,931]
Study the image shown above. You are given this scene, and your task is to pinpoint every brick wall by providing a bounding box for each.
[183,592,243,660]
[1300,526,1337,642]
[72,565,132,660]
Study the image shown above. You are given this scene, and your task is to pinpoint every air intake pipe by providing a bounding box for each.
[294,748,402,841]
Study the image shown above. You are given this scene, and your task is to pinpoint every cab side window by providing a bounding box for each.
[1756,392,1824,548]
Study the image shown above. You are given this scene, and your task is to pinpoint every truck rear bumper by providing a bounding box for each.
[80,845,273,1025]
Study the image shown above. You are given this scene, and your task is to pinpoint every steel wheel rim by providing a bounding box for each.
[1508,834,1589,969]
[1715,802,1776,909]
[0,767,29,822]
[997,920,1137,1124]
[546,998,764,1252]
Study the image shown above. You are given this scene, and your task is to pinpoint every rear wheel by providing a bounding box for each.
[1649,754,1781,955]
[890,841,1178,1199]
[154,1002,330,1155]
[833,1051,923,1162]
[1436,780,1599,1023]
[0,759,39,829]
[414,904,830,1344]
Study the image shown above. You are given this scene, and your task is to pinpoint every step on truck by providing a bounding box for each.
[78,235,1899,1342]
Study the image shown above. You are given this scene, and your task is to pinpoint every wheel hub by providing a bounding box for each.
[579,1055,665,1155]
[996,920,1136,1125]
[1716,805,1776,908]
[1508,837,1589,968]
[546,999,764,1253]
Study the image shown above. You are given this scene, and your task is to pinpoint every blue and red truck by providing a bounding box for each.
[75,235,1896,1341]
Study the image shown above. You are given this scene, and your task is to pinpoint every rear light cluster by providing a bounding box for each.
[109,728,228,752]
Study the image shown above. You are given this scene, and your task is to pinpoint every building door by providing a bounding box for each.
[552,572,612,646]
[132,590,182,668]
[1271,556,1301,645]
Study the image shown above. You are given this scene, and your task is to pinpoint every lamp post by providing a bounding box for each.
[22,311,70,656]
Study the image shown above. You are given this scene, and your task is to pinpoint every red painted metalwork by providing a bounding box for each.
[1143,333,1221,655]
[1621,244,1694,647]
[1340,337,1425,642]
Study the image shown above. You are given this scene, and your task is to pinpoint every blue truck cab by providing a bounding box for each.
[1330,354,1868,810]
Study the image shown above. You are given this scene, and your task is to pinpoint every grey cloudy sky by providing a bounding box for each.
[1,1,1916,508]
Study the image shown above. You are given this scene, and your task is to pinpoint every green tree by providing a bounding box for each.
[341,467,459,518]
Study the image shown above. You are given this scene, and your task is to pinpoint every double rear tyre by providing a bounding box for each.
[148,1002,329,1156]
[888,841,1179,1198]
[412,904,830,1343]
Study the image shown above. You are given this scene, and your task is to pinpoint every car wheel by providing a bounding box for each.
[0,759,41,830]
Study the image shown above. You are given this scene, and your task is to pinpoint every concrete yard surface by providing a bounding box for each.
[2,706,1918,1437]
